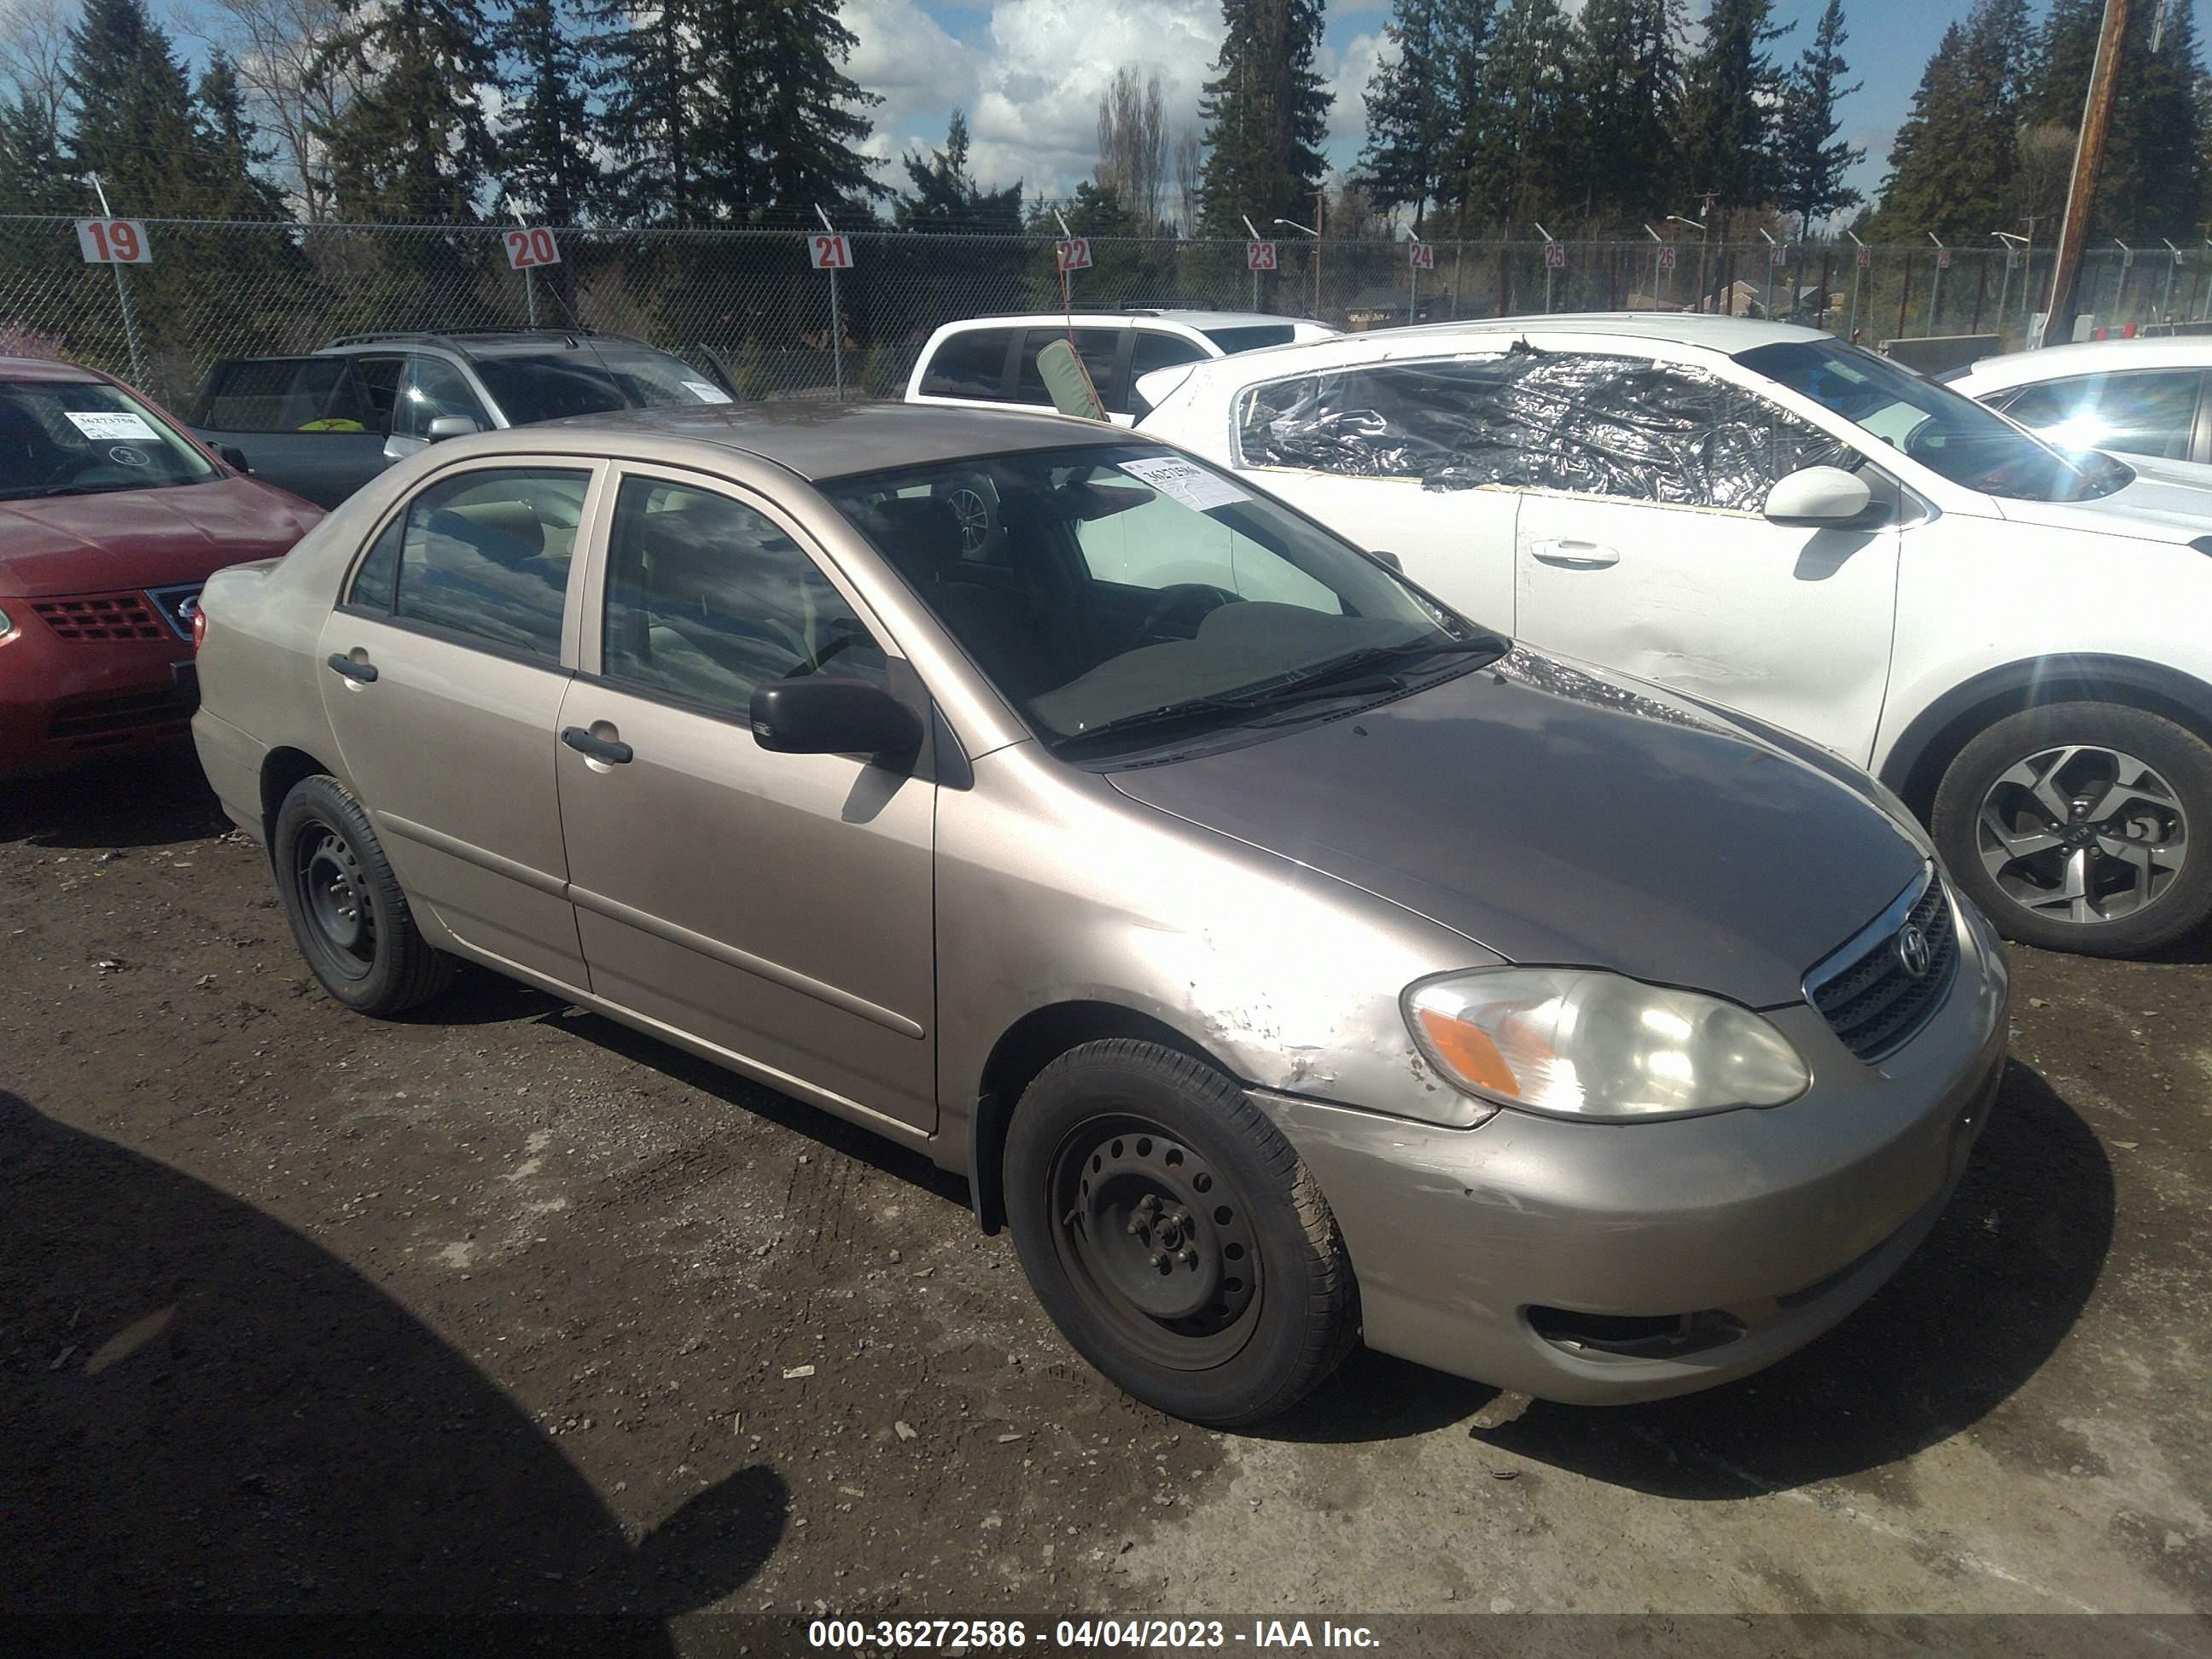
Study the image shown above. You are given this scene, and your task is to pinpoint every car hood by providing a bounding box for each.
[1991,452,2212,542]
[0,476,320,598]
[1105,648,1928,1009]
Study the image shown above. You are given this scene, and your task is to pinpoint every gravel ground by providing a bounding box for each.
[3,753,2207,1636]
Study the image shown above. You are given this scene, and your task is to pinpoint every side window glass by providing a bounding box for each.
[396,357,489,439]
[1131,332,1212,379]
[917,329,1015,399]
[1014,329,1120,408]
[352,356,403,434]
[391,468,588,659]
[197,358,373,434]
[2084,371,2198,460]
[1072,490,1340,614]
[602,477,887,713]
[348,513,402,610]
[1237,358,1524,480]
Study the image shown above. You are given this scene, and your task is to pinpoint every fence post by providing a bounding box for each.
[1898,254,1912,339]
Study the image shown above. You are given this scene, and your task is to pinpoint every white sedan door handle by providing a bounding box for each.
[1530,539,1621,568]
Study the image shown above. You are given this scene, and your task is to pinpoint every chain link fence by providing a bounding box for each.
[5,215,2209,410]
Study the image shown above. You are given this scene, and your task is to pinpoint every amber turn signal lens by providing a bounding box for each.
[1416,1006,1521,1097]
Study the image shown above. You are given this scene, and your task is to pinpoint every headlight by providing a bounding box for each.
[1405,968,1809,1121]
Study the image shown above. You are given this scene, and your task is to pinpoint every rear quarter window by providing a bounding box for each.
[918,329,1016,399]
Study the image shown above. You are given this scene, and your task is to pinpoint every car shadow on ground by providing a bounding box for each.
[1261,1059,2114,1496]
[0,1089,787,1621]
[0,748,227,850]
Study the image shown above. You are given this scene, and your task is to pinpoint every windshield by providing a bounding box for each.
[0,378,218,501]
[469,346,733,424]
[1737,338,2130,503]
[825,443,1499,758]
[1203,324,1298,353]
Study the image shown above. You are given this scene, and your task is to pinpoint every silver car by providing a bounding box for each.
[190,404,2010,1426]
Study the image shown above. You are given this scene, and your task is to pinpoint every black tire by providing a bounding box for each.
[1004,1039,1358,1427]
[272,774,454,1015]
[1931,701,2212,957]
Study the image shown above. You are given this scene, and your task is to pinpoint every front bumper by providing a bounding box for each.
[0,615,199,777]
[1254,894,2011,1406]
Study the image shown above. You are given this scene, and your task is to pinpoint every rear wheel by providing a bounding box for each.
[1931,701,2212,956]
[273,774,453,1015]
[1004,1039,1358,1426]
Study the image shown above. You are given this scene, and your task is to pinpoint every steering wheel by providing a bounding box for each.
[1138,584,1242,642]
[786,618,870,678]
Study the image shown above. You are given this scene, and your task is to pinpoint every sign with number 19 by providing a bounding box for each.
[77,219,152,265]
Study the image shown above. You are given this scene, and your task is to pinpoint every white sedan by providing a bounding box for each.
[1944,337,2212,468]
[1137,314,2212,958]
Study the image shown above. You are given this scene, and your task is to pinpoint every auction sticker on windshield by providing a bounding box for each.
[683,381,734,405]
[1120,455,1249,512]
[65,410,159,442]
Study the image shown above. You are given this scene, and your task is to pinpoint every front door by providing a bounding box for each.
[1508,355,1901,763]
[317,460,599,985]
[555,469,937,1132]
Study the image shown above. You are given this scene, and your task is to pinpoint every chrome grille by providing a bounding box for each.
[1807,871,1959,1062]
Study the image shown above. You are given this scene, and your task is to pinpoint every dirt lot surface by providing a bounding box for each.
[3,755,2209,1637]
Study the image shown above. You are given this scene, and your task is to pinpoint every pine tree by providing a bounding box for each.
[1196,0,1334,232]
[63,0,207,212]
[195,52,290,219]
[1359,0,1454,229]
[895,112,1023,231]
[1565,0,1683,223]
[2028,0,2207,239]
[1455,0,1573,229]
[495,0,597,224]
[1774,0,1861,236]
[1872,0,2030,240]
[1674,0,1789,213]
[586,0,696,223]
[313,0,498,220]
[2026,0,2101,126]
[0,91,72,212]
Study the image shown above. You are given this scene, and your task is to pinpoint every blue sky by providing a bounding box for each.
[146,0,2196,215]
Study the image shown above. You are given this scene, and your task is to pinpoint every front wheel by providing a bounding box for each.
[273,774,454,1015]
[1004,1039,1358,1426]
[1931,701,2212,957]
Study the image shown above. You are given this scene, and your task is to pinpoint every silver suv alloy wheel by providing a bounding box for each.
[1976,743,2187,925]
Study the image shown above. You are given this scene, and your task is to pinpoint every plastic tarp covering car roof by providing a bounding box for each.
[1237,345,1852,510]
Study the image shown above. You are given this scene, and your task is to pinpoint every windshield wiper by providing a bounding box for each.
[1265,634,1503,693]
[1054,673,1412,752]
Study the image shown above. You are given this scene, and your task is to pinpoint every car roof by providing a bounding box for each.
[533,399,1129,481]
[318,329,666,359]
[1952,336,2212,389]
[934,310,1305,334]
[0,355,104,384]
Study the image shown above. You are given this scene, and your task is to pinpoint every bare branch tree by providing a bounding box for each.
[187,0,363,218]
[1172,126,1202,237]
[0,0,72,129]
[1095,65,1166,230]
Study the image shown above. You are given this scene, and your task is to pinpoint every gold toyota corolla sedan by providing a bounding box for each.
[191,403,2008,1426]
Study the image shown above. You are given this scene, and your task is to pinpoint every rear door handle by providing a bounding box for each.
[325,652,378,682]
[1530,539,1621,568]
[562,725,633,765]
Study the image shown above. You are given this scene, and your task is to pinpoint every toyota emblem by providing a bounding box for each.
[1895,922,1932,980]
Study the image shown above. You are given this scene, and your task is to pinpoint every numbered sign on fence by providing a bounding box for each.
[808,233,853,271]
[1543,242,1565,270]
[504,226,562,269]
[1770,243,1790,265]
[1856,246,1872,267]
[1056,238,1092,273]
[1936,248,1953,270]
[1246,241,1276,271]
[76,219,151,265]
[1657,245,1677,270]
[1408,242,1434,271]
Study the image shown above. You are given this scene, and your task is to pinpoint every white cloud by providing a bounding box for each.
[841,0,1384,202]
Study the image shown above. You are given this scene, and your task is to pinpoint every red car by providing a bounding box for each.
[1,356,322,777]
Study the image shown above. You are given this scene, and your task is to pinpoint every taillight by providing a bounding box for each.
[190,602,208,653]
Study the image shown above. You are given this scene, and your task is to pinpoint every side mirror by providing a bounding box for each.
[750,678,920,759]
[426,414,481,440]
[1368,549,1404,573]
[218,444,253,474]
[1764,465,1873,526]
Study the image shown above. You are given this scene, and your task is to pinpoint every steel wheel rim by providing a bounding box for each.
[298,824,375,974]
[1047,1113,1261,1372]
[1976,742,2188,926]
[945,486,991,556]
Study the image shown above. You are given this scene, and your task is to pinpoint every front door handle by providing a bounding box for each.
[1530,539,1621,568]
[562,725,633,765]
[325,652,378,683]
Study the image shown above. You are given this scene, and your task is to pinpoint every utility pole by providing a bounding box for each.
[2040,0,2131,347]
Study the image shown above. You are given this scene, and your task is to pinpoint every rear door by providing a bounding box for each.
[317,457,601,987]
[189,356,389,508]
[1994,368,2209,464]
[383,355,495,465]
[1225,355,1524,634]
[553,467,938,1132]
